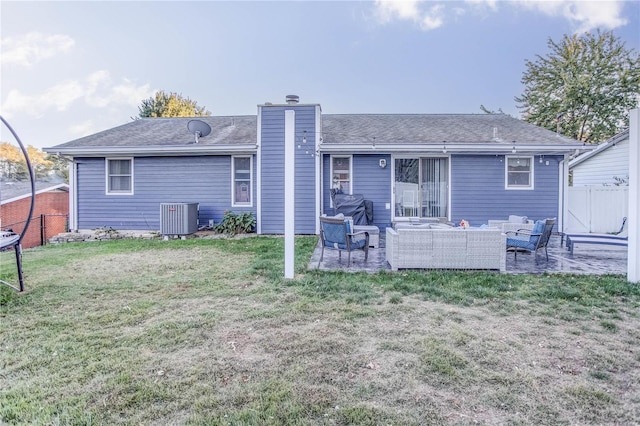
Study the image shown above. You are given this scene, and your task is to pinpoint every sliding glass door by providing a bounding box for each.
[394,157,448,219]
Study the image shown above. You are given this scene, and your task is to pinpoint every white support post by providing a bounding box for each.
[69,160,77,231]
[628,109,639,283]
[284,110,296,279]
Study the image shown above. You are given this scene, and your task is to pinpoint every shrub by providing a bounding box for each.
[215,211,256,236]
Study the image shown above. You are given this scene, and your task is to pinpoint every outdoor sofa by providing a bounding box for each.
[386,225,506,272]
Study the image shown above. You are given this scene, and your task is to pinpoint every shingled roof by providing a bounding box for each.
[321,114,576,145]
[1,181,68,204]
[51,116,257,149]
[45,112,585,156]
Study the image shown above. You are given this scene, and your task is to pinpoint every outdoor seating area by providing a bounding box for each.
[311,231,627,275]
[310,213,627,275]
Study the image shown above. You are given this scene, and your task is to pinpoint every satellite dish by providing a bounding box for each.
[187,119,211,144]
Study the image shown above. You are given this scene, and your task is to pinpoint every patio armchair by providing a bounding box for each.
[318,216,369,267]
[505,218,555,261]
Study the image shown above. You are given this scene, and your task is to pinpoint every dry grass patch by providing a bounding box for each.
[1,238,639,424]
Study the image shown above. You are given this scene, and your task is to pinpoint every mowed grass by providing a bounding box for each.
[1,236,640,425]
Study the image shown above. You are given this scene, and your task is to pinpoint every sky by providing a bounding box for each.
[1,0,639,150]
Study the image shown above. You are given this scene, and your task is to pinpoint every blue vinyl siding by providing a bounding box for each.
[322,153,561,230]
[451,155,561,227]
[259,106,317,234]
[76,156,255,230]
[321,154,392,229]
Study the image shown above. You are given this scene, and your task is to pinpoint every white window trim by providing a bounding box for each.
[329,155,352,208]
[231,155,253,207]
[105,157,134,195]
[330,155,353,194]
[391,154,450,221]
[505,155,535,190]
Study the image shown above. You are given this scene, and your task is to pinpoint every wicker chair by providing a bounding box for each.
[506,218,555,261]
[318,216,369,267]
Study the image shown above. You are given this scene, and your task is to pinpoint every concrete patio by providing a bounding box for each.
[309,234,628,275]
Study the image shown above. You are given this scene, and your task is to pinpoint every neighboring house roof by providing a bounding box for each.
[44,111,586,156]
[1,182,69,205]
[569,129,630,168]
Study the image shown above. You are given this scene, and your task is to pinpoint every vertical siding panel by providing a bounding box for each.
[294,108,318,234]
[260,108,285,234]
[260,105,317,234]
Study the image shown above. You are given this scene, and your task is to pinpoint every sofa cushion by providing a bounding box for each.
[508,215,528,224]
[529,220,545,245]
[429,223,453,229]
[506,237,536,251]
[395,223,431,229]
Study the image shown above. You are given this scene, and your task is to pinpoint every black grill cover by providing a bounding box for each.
[333,193,373,225]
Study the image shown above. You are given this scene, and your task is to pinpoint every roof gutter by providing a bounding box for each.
[43,144,259,157]
[318,142,592,155]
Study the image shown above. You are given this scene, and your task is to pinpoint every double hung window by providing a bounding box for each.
[505,156,534,189]
[330,156,351,194]
[106,158,133,195]
[232,156,252,206]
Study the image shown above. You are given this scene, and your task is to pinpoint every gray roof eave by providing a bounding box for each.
[43,144,258,157]
[318,142,591,155]
[568,130,630,168]
[1,183,69,205]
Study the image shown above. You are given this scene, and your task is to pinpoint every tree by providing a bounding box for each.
[0,142,26,180]
[44,153,70,181]
[516,31,640,143]
[138,90,211,118]
[0,143,66,181]
[27,145,54,179]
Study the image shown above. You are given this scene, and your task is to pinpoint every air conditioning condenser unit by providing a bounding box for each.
[160,203,199,235]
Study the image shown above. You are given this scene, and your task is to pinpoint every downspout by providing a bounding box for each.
[628,108,639,283]
[256,106,262,234]
[315,105,322,234]
[69,159,78,232]
[558,155,570,236]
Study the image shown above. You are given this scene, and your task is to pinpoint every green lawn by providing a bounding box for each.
[1,236,639,425]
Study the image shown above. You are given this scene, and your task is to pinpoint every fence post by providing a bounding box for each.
[628,109,639,283]
[40,214,45,246]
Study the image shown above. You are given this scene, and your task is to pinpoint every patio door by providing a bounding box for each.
[394,157,448,219]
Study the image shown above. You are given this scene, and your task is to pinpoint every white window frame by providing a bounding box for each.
[330,155,353,195]
[105,158,134,195]
[505,155,534,190]
[231,155,253,207]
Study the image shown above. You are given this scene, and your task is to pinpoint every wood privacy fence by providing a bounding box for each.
[566,186,628,233]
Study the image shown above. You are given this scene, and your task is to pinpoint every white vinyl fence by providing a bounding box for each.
[566,186,628,233]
